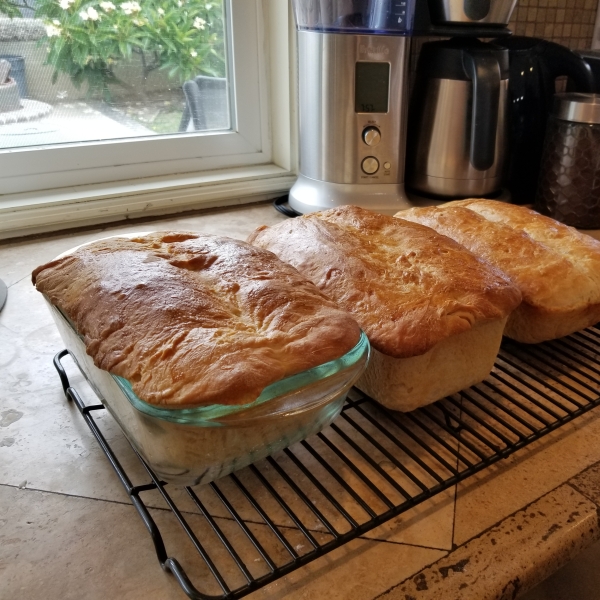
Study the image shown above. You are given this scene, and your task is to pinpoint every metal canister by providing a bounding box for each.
[536,93,600,229]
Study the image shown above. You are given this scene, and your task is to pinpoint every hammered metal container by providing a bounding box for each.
[536,93,600,229]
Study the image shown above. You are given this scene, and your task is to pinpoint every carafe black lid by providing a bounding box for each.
[417,38,509,80]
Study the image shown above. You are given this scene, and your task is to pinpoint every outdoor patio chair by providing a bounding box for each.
[179,75,229,132]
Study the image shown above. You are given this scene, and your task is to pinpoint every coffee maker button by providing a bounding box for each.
[362,127,381,146]
[361,157,380,174]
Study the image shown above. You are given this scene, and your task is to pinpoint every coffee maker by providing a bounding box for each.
[286,0,518,215]
[288,0,417,215]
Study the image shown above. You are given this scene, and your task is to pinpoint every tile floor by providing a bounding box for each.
[1,202,600,600]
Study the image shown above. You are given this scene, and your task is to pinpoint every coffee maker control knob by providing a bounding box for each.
[362,126,381,146]
[361,157,380,175]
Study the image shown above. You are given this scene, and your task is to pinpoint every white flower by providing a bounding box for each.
[132,17,145,25]
[157,7,164,14]
[58,0,74,9]
[45,22,62,36]
[206,3,212,8]
[176,0,182,7]
[193,16,206,29]
[121,1,140,14]
[52,19,61,24]
[190,49,197,57]
[100,1,115,11]
[80,6,99,20]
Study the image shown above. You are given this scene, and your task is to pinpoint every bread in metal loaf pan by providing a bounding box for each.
[248,205,522,411]
[400,200,600,343]
[359,318,508,412]
[32,231,362,408]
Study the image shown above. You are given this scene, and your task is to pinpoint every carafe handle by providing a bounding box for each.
[463,52,501,171]
[543,45,594,92]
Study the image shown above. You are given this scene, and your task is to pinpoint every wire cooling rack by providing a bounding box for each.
[53,324,600,600]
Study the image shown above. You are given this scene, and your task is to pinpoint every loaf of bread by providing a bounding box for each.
[399,200,600,343]
[32,232,362,407]
[248,206,522,411]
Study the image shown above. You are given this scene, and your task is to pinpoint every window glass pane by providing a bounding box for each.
[0,0,229,149]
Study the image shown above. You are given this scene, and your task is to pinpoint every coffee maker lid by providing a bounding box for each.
[418,38,509,81]
[553,93,600,125]
[291,0,416,34]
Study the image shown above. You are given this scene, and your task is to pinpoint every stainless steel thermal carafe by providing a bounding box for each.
[407,38,509,198]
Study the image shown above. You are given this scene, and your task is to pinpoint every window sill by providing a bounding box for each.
[0,163,295,240]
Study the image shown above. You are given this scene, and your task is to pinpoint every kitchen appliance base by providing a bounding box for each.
[288,174,414,215]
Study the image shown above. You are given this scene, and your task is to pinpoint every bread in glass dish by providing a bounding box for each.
[33,231,369,485]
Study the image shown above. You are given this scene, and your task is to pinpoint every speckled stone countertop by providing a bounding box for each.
[1,202,600,600]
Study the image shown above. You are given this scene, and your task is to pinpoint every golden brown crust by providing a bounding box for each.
[399,200,600,343]
[453,199,600,291]
[398,204,594,312]
[33,232,362,407]
[504,302,600,344]
[247,206,521,359]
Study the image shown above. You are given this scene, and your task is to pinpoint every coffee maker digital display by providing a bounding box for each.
[355,62,390,113]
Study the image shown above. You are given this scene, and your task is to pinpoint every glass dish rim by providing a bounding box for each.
[51,299,369,426]
[113,330,369,425]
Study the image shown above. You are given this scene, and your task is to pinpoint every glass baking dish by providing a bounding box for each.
[47,300,369,486]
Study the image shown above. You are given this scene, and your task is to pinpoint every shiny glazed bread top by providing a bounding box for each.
[248,206,522,359]
[399,202,600,313]
[453,199,600,292]
[32,232,362,407]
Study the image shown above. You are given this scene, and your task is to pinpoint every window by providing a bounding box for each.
[0,0,295,238]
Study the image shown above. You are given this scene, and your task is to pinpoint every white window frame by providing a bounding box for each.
[0,0,297,239]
